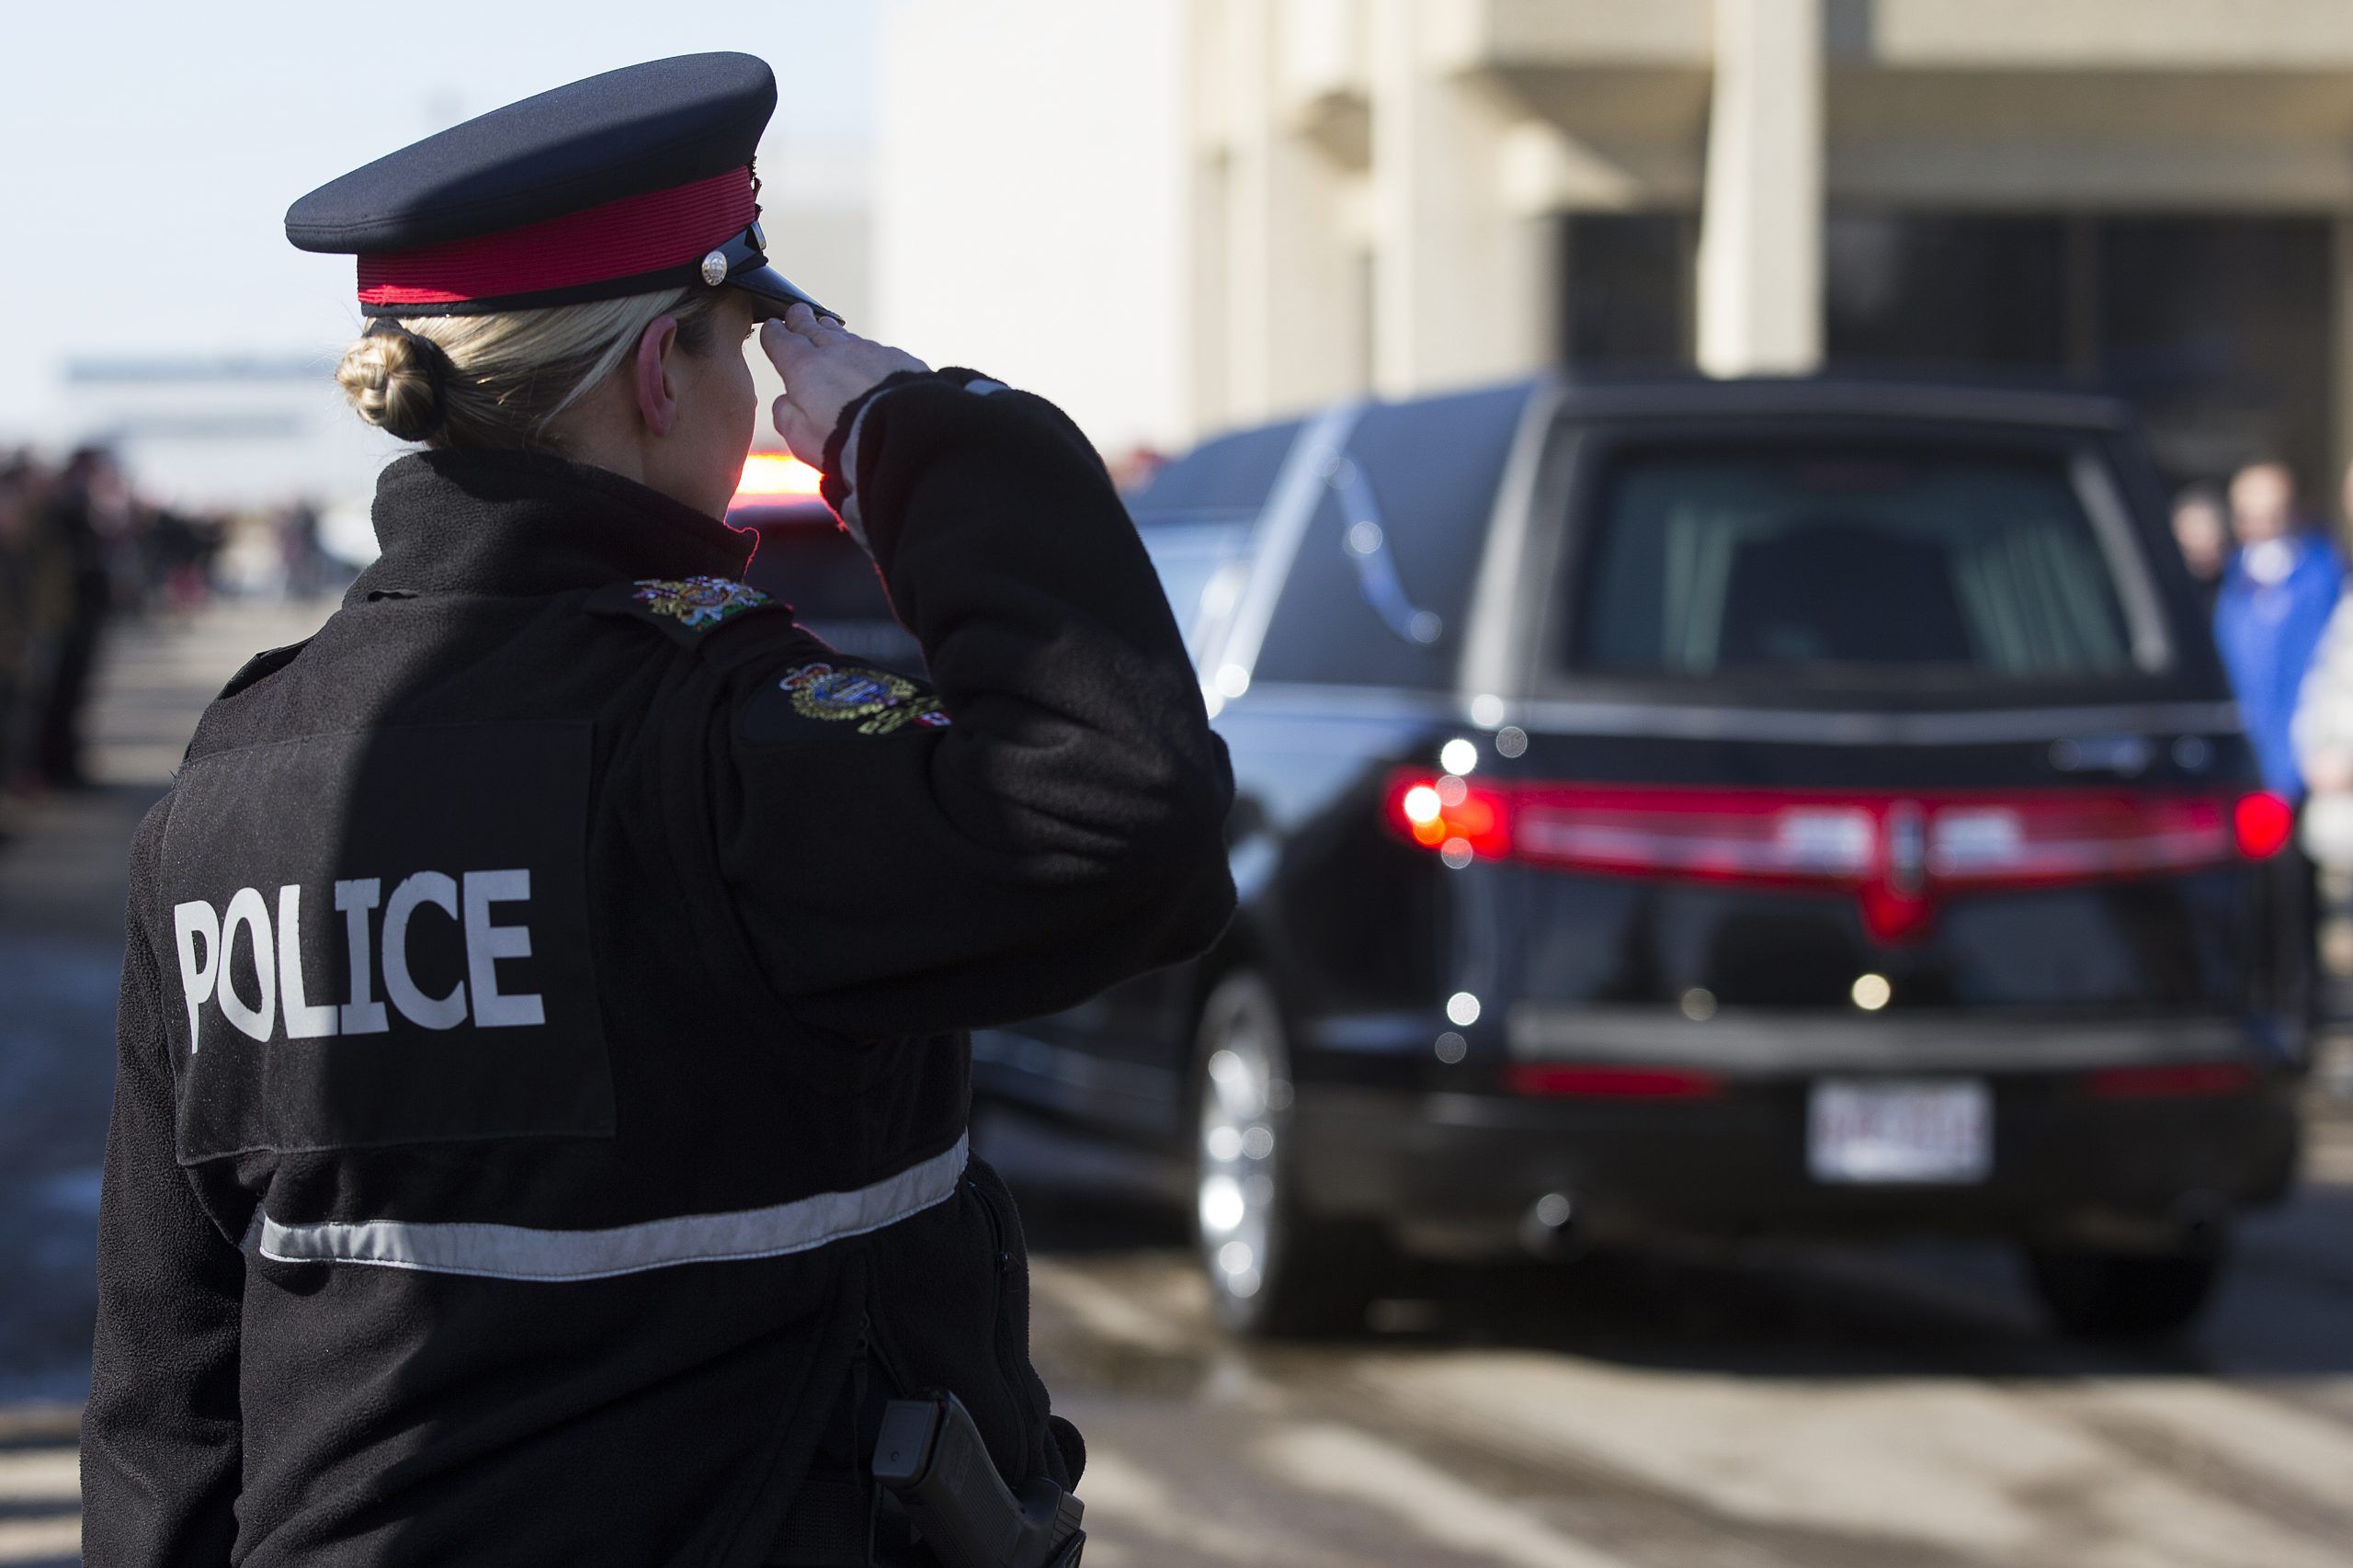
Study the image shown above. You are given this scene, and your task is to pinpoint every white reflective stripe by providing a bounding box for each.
[1205,402,1367,693]
[255,1133,969,1282]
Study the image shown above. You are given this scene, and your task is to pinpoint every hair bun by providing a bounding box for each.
[335,323,451,442]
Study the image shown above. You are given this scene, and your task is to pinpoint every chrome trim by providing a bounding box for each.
[1506,698,2244,746]
[1220,682,2242,746]
[1325,454,1443,645]
[255,1134,969,1282]
[1458,377,1567,712]
[1204,402,1366,701]
[2069,449,2172,673]
[1506,1007,2255,1073]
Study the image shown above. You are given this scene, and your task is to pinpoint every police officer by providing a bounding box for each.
[81,52,1234,1567]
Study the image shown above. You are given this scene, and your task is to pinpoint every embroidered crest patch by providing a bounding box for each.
[631,575,770,628]
[775,662,951,736]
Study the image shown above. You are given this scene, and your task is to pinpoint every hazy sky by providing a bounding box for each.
[0,2,877,439]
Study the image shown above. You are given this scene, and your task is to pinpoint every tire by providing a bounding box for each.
[2024,1239,2228,1340]
[1190,971,1386,1338]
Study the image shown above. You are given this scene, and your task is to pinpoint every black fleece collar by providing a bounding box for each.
[349,449,754,603]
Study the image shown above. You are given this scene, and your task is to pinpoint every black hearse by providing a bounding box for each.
[729,451,922,675]
[971,376,2310,1339]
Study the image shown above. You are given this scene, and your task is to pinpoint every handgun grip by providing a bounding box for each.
[872,1392,1086,1568]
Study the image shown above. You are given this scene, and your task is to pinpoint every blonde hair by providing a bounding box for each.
[335,287,726,450]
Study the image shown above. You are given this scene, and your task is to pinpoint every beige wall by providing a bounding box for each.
[1364,0,1555,400]
[1194,0,1368,425]
[876,0,1192,456]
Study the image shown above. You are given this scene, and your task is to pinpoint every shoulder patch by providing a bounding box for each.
[739,660,952,744]
[588,575,780,649]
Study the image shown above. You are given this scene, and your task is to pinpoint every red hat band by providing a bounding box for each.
[357,167,757,311]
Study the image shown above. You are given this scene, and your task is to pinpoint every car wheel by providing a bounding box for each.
[2024,1239,2228,1340]
[1191,971,1384,1338]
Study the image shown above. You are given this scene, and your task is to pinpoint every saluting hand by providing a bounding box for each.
[762,303,930,470]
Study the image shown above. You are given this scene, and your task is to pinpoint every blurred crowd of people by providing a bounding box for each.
[0,447,273,803]
[0,448,142,798]
[2172,460,2353,809]
[2174,460,2353,987]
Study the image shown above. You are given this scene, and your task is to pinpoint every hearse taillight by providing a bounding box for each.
[1385,770,2292,943]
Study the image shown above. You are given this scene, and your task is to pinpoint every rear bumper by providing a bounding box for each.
[1291,1012,2302,1251]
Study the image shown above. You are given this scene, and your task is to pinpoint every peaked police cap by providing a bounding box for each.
[285,51,835,321]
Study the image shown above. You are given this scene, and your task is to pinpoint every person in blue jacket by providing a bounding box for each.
[2215,460,2344,801]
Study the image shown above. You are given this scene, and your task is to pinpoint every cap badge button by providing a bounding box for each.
[699,249,729,287]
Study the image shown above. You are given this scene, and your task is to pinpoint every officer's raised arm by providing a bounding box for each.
[716,315,1237,1040]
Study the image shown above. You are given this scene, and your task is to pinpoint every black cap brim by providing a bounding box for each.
[729,259,839,324]
[705,227,838,324]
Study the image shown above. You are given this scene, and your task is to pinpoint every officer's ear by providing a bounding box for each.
[631,313,683,437]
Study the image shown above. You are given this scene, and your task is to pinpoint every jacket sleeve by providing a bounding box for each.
[717,375,1236,1039]
[81,799,244,1566]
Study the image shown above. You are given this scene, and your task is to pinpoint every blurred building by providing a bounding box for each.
[875,1,1193,458]
[881,0,2353,494]
[54,355,399,517]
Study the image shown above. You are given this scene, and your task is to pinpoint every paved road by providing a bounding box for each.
[4,600,2350,1566]
[992,1106,2353,1568]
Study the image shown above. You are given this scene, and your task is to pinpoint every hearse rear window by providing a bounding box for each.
[1136,513,1256,665]
[1254,383,1528,690]
[1566,448,2139,681]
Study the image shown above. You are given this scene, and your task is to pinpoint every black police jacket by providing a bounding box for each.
[81,374,1237,1566]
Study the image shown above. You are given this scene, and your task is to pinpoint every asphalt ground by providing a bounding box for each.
[2,597,2349,1566]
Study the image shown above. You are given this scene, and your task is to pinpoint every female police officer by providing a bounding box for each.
[81,52,1233,1567]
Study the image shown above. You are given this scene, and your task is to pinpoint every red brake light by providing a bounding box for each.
[2084,1062,2258,1098]
[2233,791,2294,859]
[1506,1064,1722,1099]
[1385,771,2273,942]
[1383,773,1512,860]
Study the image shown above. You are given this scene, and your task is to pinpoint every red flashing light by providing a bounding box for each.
[2084,1062,2258,1098]
[1506,1064,1723,1099]
[2233,792,2294,859]
[733,451,824,500]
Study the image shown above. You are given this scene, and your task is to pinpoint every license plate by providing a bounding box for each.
[1808,1079,1991,1185]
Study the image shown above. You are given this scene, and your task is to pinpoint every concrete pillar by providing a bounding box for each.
[1186,0,1235,438]
[879,0,1190,450]
[1216,0,1365,425]
[1368,0,1554,397]
[1696,0,1824,378]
